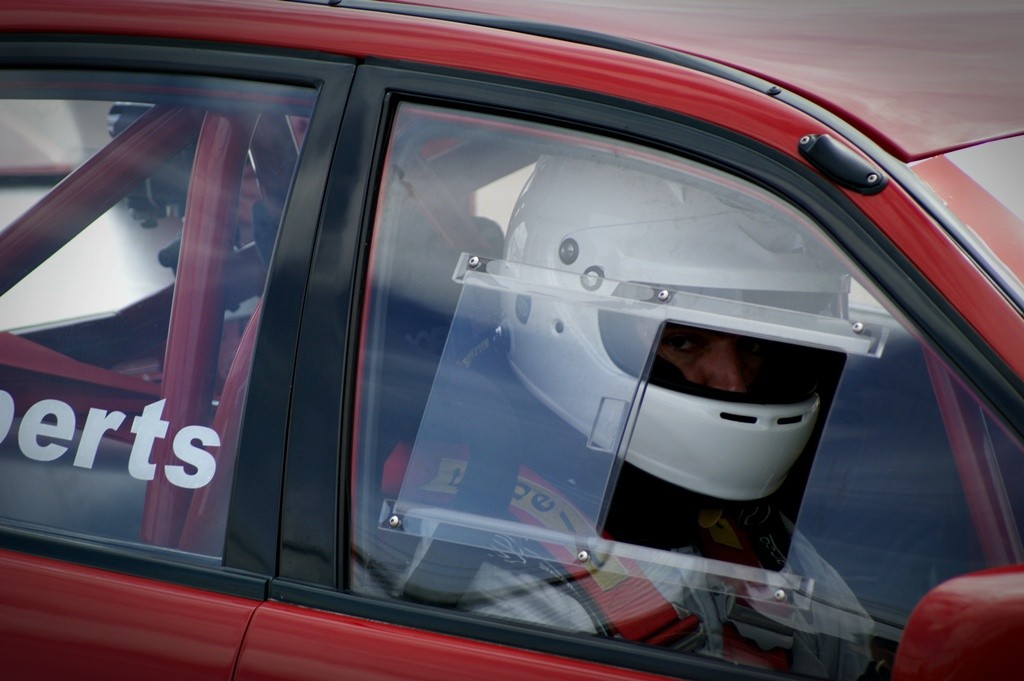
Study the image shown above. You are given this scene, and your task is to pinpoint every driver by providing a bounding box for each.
[390,155,879,680]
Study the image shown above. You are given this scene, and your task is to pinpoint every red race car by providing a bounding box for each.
[1,1,1022,680]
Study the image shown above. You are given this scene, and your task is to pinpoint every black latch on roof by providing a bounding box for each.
[798,133,887,195]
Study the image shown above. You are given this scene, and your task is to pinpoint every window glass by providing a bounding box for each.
[944,135,1024,225]
[911,135,1024,311]
[350,103,1024,679]
[0,72,315,559]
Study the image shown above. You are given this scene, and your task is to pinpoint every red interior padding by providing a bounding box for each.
[177,301,262,555]
[139,111,258,548]
[0,331,160,418]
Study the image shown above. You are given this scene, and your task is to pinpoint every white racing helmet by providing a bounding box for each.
[502,155,880,501]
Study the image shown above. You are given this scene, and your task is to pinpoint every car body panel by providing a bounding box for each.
[0,549,257,680]
[1,1,1023,680]
[235,601,672,681]
[912,147,1024,294]
[894,564,1024,681]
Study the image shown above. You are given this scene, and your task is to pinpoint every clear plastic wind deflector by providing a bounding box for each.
[385,252,881,637]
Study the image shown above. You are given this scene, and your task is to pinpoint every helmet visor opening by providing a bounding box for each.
[647,323,843,405]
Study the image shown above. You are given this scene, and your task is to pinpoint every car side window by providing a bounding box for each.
[349,103,1024,679]
[0,72,315,559]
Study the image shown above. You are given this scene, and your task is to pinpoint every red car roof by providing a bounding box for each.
[384,0,1024,161]
[4,0,1021,162]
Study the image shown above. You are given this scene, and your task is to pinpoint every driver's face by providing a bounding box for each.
[657,324,765,393]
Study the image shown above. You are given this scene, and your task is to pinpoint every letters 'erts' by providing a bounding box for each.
[0,391,219,490]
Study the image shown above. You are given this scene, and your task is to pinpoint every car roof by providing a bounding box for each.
[378,0,1024,162]
[4,0,1021,163]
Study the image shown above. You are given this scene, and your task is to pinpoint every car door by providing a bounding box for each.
[0,40,351,679]
[239,56,1024,681]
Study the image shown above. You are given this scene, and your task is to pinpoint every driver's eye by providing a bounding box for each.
[662,334,697,351]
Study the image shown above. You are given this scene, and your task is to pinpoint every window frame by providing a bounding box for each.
[0,36,354,597]
[281,59,1024,679]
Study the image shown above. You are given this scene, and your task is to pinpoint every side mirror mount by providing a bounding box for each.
[893,564,1024,681]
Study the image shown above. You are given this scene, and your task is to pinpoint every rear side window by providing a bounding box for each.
[0,72,315,559]
[349,103,1024,679]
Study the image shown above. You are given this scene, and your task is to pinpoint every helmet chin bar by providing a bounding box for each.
[626,383,821,501]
